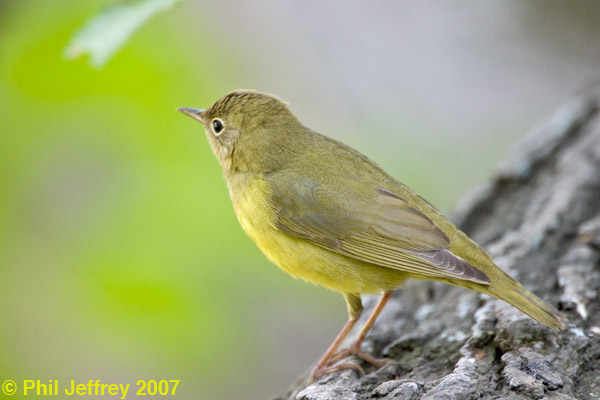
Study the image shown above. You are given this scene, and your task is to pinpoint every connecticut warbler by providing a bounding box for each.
[178,90,565,381]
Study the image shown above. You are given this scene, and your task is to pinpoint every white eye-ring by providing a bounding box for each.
[212,118,224,135]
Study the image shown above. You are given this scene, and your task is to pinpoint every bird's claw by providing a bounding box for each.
[309,361,364,383]
[309,342,392,382]
[329,342,391,367]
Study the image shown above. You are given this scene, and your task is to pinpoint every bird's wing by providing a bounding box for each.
[269,176,490,284]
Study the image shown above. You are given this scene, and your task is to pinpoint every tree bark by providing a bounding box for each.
[279,88,600,400]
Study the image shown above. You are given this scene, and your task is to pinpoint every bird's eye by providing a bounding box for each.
[212,119,224,135]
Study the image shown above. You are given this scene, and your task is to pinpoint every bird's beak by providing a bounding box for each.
[177,107,207,124]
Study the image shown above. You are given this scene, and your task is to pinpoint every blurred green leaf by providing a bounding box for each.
[63,0,182,68]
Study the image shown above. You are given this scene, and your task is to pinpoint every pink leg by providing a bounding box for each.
[310,291,393,382]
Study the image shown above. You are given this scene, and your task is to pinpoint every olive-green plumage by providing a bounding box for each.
[179,90,565,360]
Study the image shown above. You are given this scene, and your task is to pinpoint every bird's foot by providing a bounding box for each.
[309,361,364,383]
[309,342,392,383]
[329,341,392,367]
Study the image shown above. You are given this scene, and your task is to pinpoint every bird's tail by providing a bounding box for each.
[490,274,566,330]
[458,270,566,330]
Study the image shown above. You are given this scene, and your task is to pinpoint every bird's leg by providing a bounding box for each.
[310,291,393,382]
[310,294,363,382]
[328,290,393,366]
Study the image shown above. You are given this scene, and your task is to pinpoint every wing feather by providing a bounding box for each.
[270,178,490,285]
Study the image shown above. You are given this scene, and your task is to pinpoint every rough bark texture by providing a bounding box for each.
[278,89,600,400]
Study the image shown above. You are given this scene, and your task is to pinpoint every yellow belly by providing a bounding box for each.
[230,177,407,294]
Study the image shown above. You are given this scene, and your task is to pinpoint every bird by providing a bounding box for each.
[178,89,565,381]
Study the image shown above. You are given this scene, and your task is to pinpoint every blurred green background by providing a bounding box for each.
[1,1,598,399]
